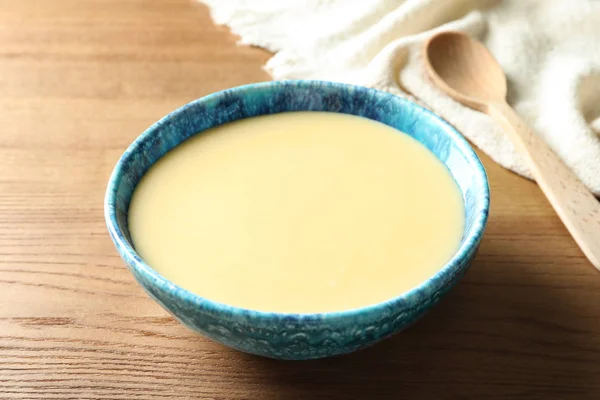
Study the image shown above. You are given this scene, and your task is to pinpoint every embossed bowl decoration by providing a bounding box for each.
[105,80,490,360]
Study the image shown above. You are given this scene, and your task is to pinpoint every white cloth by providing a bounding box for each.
[200,0,600,195]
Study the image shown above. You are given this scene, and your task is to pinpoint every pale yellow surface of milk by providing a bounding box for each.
[128,112,464,313]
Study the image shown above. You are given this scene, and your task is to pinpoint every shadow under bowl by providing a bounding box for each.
[104,80,490,360]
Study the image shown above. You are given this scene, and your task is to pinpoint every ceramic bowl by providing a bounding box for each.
[104,80,489,360]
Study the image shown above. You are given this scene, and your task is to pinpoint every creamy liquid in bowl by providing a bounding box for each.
[128,112,465,313]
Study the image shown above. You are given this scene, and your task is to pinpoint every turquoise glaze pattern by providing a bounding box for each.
[104,80,490,360]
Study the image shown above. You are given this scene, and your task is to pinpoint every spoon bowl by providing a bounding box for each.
[425,31,506,110]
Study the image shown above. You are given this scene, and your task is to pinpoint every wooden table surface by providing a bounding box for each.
[2,1,600,399]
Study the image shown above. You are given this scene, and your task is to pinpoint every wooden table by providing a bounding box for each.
[1,1,599,398]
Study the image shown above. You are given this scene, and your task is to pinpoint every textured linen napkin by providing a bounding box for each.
[200,0,600,195]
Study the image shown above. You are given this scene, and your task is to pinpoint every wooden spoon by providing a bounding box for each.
[423,31,600,270]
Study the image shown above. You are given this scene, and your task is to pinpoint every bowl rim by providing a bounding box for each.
[104,79,490,322]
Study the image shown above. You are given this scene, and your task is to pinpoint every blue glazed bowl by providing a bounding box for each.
[105,80,489,360]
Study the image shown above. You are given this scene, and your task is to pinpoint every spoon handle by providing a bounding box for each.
[489,102,600,269]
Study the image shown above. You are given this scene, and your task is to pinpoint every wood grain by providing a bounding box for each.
[1,1,600,399]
